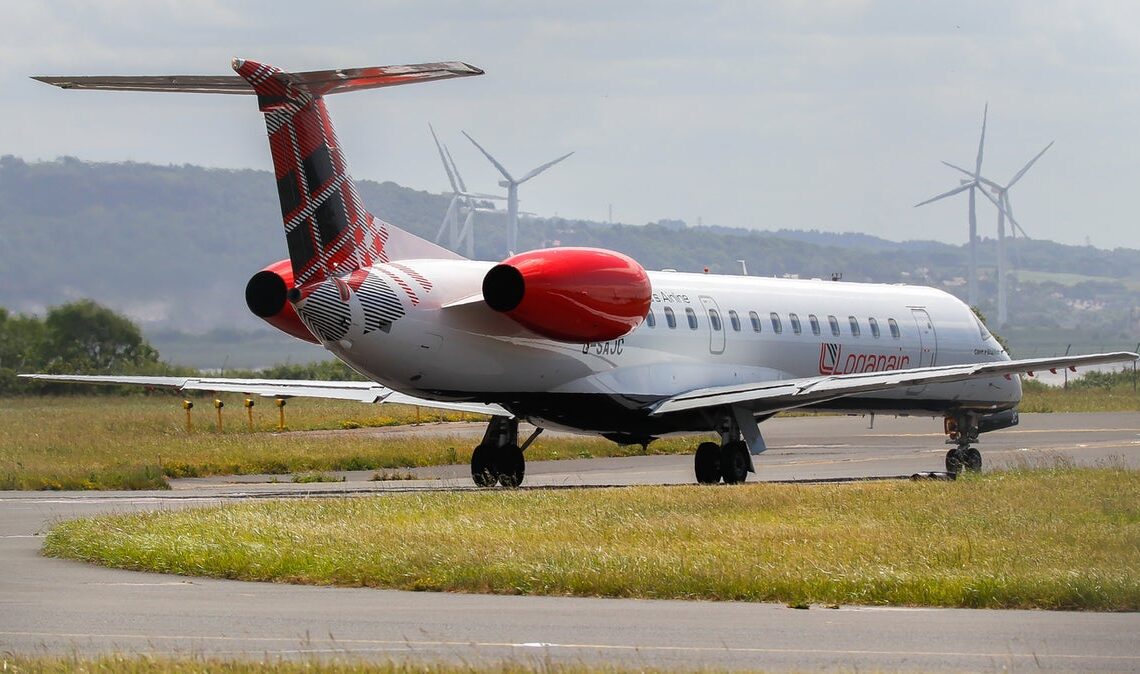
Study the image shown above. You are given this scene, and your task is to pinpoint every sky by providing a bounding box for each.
[2,1,1139,250]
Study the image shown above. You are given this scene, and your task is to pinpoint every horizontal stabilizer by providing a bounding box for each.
[33,61,483,95]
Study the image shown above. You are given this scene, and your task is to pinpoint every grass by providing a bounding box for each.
[0,657,690,674]
[42,466,1140,610]
[0,395,695,491]
[1019,378,1140,412]
[3,378,1136,490]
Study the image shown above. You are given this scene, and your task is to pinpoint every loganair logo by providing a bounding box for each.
[819,343,910,375]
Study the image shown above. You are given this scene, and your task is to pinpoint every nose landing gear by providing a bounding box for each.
[944,412,983,475]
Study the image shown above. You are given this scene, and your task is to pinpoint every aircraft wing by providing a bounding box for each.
[649,352,1138,416]
[17,374,507,416]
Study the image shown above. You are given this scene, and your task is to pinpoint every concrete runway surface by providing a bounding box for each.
[2,412,1138,672]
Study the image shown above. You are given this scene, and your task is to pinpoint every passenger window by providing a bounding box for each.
[888,318,901,339]
[729,310,741,332]
[808,314,820,336]
[869,317,880,338]
[828,315,840,337]
[709,309,722,331]
[645,310,656,328]
[848,316,861,337]
[789,313,802,335]
[749,311,762,332]
[685,307,698,330]
[664,306,676,329]
[769,312,783,334]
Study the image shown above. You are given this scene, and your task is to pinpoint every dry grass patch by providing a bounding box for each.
[43,467,1140,610]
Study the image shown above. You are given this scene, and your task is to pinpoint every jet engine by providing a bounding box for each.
[482,247,651,343]
[244,259,318,343]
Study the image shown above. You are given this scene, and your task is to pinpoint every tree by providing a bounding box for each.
[40,299,159,373]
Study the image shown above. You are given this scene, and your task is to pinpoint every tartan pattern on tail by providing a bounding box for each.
[234,59,388,286]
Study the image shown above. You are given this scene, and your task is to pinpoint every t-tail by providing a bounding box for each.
[34,58,482,285]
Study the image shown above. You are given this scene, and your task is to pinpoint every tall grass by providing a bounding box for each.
[43,467,1140,610]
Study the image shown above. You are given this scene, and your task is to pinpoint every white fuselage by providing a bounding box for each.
[299,259,1019,437]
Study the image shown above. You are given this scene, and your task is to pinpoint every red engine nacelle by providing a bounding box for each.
[244,259,319,344]
[482,247,651,343]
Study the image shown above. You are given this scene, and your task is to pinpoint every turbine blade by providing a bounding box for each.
[1006,141,1054,189]
[444,145,468,193]
[943,160,1001,191]
[429,124,460,194]
[462,131,514,183]
[942,160,974,178]
[974,103,988,176]
[976,181,1024,233]
[518,151,574,184]
[914,182,972,207]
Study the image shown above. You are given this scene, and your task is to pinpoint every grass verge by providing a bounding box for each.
[43,467,1140,610]
[0,656,681,674]
[0,396,691,490]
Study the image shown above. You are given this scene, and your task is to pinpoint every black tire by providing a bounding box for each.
[471,444,497,487]
[720,441,750,484]
[964,447,982,472]
[694,442,721,484]
[494,445,525,488]
[945,447,965,475]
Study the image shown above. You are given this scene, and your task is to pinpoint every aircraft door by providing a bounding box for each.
[907,308,937,396]
[699,295,726,355]
[911,308,938,367]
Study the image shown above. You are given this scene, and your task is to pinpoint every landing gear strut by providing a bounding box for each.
[944,412,983,475]
[471,416,541,488]
[694,407,763,485]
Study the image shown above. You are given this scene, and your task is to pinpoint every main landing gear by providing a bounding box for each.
[471,416,542,488]
[944,412,983,475]
[694,408,764,485]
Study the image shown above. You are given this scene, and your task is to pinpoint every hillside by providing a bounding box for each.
[1,157,1137,367]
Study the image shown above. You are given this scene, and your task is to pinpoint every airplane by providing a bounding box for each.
[24,58,1137,487]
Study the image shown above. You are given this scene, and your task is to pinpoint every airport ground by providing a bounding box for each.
[2,412,1139,672]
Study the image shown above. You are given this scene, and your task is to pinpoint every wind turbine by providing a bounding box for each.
[430,125,503,258]
[942,140,1054,327]
[462,131,573,256]
[915,104,990,308]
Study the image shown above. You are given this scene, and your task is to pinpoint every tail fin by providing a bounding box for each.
[35,58,483,282]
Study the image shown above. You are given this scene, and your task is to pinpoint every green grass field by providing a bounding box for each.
[43,467,1140,610]
[0,395,695,490]
[0,657,684,674]
[3,381,1138,490]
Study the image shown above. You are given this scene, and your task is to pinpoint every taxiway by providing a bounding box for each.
[2,412,1138,672]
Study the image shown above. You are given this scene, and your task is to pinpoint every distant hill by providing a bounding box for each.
[1,157,1136,366]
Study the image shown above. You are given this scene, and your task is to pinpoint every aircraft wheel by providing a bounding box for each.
[495,445,525,488]
[945,447,966,475]
[694,442,722,484]
[964,447,982,472]
[720,441,750,484]
[471,444,497,487]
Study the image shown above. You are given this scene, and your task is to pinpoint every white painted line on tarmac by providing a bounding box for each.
[1,630,1136,663]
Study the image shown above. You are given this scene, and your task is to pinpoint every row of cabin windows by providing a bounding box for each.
[645,307,902,340]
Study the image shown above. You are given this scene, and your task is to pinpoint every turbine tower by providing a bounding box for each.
[430,125,503,258]
[914,104,990,308]
[943,141,1053,326]
[462,131,573,256]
